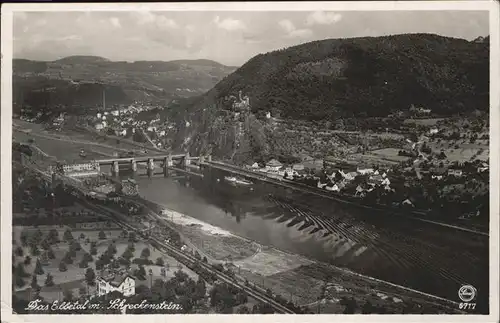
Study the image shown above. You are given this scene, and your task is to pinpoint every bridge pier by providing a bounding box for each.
[183,152,191,167]
[147,158,155,177]
[207,155,212,162]
[163,156,173,177]
[131,159,137,173]
[112,161,119,176]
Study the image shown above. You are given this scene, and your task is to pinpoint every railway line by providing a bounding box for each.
[206,161,488,237]
[76,199,297,314]
[265,195,474,301]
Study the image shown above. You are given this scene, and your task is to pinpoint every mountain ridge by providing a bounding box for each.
[168,33,489,162]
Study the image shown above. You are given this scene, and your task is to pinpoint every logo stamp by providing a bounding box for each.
[458,284,477,310]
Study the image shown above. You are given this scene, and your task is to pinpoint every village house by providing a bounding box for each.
[357,167,375,175]
[448,168,463,177]
[265,159,283,171]
[355,185,366,197]
[401,198,415,207]
[429,128,439,135]
[97,269,136,297]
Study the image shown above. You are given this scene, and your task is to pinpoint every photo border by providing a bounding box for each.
[1,1,499,322]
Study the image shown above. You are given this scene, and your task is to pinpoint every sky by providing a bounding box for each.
[13,10,489,66]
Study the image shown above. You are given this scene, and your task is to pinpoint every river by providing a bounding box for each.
[107,168,489,305]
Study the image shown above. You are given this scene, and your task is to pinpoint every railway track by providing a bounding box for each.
[207,161,488,237]
[80,201,297,314]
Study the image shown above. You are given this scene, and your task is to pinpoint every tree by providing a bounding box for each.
[44,273,54,287]
[79,259,88,268]
[83,253,93,263]
[31,245,40,256]
[63,252,74,264]
[202,256,208,263]
[90,246,98,255]
[340,297,357,314]
[47,248,55,259]
[59,261,68,272]
[48,229,59,244]
[107,244,117,255]
[155,257,164,266]
[63,229,74,242]
[122,248,134,260]
[128,231,137,242]
[237,305,250,314]
[34,259,44,275]
[15,246,24,257]
[79,286,87,297]
[31,275,38,290]
[85,268,96,286]
[136,265,147,280]
[63,289,73,302]
[140,248,150,259]
[98,230,106,240]
[16,263,29,278]
[15,275,25,288]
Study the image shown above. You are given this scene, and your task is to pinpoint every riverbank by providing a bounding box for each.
[130,193,461,313]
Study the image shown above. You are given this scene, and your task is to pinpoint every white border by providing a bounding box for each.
[1,1,499,323]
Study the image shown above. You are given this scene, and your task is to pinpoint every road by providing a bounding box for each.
[203,160,488,237]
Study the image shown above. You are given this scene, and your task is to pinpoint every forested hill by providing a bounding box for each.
[194,33,489,120]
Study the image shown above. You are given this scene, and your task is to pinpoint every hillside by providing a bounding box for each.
[13,57,237,111]
[168,33,489,162]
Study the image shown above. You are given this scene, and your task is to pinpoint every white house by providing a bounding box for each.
[266,159,283,171]
[401,199,415,207]
[381,178,391,186]
[429,128,439,135]
[97,271,135,297]
[104,112,109,116]
[97,113,102,119]
[448,169,463,177]
[317,180,328,189]
[265,112,272,119]
[95,123,105,131]
[325,184,340,192]
[251,162,260,169]
[357,168,374,175]
[112,110,120,117]
[118,129,127,137]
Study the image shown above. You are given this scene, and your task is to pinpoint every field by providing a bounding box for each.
[403,118,446,126]
[13,223,198,302]
[428,141,489,162]
[13,119,154,163]
[364,148,411,163]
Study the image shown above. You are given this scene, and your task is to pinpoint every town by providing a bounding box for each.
[7,7,493,318]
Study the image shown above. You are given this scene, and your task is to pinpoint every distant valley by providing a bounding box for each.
[13,55,237,112]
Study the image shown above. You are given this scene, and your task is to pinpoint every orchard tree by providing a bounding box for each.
[155,257,164,266]
[98,231,106,240]
[34,259,44,275]
[85,268,96,286]
[44,273,54,287]
[59,261,68,272]
[31,275,39,290]
[140,248,150,259]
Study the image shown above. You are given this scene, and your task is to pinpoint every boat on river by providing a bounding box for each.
[224,176,253,186]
